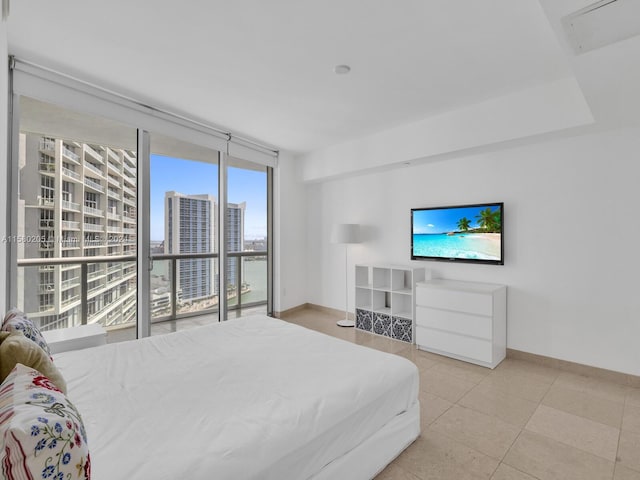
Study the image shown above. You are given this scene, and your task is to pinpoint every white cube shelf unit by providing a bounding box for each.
[355,264,427,343]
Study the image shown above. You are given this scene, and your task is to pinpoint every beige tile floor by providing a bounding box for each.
[282,308,640,480]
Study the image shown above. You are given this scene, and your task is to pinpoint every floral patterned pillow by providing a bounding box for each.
[0,363,90,480]
[2,308,51,356]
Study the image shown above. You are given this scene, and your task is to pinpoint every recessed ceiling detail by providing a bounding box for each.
[7,0,573,153]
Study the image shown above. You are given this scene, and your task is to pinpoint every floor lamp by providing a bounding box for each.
[331,223,360,327]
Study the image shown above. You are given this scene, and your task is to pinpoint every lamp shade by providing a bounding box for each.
[331,223,360,244]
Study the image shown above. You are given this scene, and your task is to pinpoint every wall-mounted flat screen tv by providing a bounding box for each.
[411,202,503,265]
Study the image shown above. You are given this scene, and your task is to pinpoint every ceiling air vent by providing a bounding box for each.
[562,0,640,54]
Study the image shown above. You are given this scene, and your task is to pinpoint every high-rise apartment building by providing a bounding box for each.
[17,133,138,331]
[164,194,246,302]
[227,202,246,291]
[164,191,216,301]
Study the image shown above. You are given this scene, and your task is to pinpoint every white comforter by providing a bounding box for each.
[54,315,419,480]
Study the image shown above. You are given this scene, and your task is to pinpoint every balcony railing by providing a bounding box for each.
[85,162,104,177]
[84,223,103,232]
[61,167,81,181]
[83,205,104,217]
[39,163,55,173]
[122,174,136,188]
[62,146,80,162]
[17,251,267,331]
[107,190,121,200]
[107,265,122,275]
[83,144,103,163]
[84,178,104,192]
[61,294,81,308]
[61,278,81,290]
[61,220,80,230]
[60,238,80,248]
[107,211,121,221]
[88,281,106,294]
[62,200,81,211]
[150,251,267,322]
[122,162,136,177]
[107,148,120,162]
[39,139,55,152]
[88,267,106,280]
[107,176,121,188]
[108,161,121,174]
[122,150,135,163]
[39,197,55,207]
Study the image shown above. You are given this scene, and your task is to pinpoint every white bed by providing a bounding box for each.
[54,315,420,480]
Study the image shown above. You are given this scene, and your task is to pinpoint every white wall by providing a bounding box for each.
[274,151,307,313]
[305,127,640,376]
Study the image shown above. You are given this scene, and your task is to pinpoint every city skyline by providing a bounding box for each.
[17,132,268,331]
[150,154,267,241]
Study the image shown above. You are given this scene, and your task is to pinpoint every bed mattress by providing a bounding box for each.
[54,315,420,479]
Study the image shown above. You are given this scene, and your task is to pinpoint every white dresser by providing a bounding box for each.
[415,279,506,368]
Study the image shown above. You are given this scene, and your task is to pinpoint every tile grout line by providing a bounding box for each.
[611,393,627,479]
[498,429,546,480]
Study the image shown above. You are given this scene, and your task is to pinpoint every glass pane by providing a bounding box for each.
[16,96,138,343]
[150,133,219,335]
[226,159,268,317]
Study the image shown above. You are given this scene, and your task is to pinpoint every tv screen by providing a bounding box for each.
[411,203,503,265]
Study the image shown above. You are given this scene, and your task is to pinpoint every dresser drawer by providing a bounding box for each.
[416,326,493,363]
[416,286,493,316]
[416,306,492,340]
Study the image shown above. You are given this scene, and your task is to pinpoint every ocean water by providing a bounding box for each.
[240,259,267,303]
[150,258,267,303]
[412,233,500,260]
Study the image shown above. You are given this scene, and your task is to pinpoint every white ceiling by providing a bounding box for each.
[8,1,574,154]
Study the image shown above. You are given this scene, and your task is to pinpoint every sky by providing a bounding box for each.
[150,154,267,241]
[412,205,500,234]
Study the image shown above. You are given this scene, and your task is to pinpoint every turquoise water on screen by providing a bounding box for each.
[412,233,500,260]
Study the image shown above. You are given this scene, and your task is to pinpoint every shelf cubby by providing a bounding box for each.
[372,267,391,290]
[354,264,428,343]
[355,265,371,288]
[355,287,372,310]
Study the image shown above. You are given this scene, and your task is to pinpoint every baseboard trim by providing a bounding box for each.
[507,348,640,388]
[275,303,354,320]
[274,303,310,319]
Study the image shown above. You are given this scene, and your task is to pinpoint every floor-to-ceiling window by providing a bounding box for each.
[226,158,269,318]
[7,61,277,341]
[8,60,276,341]
[13,96,138,342]
[148,133,220,335]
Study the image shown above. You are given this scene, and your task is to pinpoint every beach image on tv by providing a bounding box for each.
[412,205,502,261]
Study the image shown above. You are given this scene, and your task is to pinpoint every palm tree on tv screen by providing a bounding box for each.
[476,208,501,232]
[457,217,471,232]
